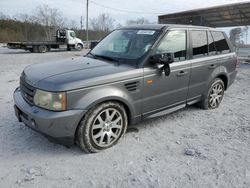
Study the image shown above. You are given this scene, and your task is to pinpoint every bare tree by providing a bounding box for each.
[0,12,10,20]
[242,26,249,44]
[116,23,123,29]
[33,4,65,40]
[0,12,6,20]
[68,19,78,30]
[126,17,155,25]
[90,13,115,32]
[80,16,85,30]
[230,28,242,47]
[13,14,32,40]
[14,13,30,22]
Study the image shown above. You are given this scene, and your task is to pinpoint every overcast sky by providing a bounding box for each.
[1,0,249,26]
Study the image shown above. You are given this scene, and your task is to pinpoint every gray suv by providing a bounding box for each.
[14,24,238,153]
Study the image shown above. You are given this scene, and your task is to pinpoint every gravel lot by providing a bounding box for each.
[0,47,249,188]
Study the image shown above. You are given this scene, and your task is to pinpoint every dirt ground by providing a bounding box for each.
[0,47,249,188]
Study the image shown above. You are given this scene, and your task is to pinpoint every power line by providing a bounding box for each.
[89,0,165,15]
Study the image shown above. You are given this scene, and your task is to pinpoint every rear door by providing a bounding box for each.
[142,29,191,117]
[187,30,232,103]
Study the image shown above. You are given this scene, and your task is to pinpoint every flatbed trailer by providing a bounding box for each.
[7,29,84,53]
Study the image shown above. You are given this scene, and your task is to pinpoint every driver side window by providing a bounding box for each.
[156,30,187,62]
[70,32,76,38]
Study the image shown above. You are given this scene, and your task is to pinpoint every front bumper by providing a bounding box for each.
[13,88,86,146]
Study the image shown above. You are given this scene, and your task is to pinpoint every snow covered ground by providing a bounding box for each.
[0,47,249,188]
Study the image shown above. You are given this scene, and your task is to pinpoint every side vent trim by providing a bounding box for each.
[124,81,139,91]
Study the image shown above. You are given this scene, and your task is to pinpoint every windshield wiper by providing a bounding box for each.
[87,52,120,64]
[87,52,97,59]
[95,54,119,62]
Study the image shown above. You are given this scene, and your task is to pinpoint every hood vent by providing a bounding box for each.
[124,81,139,91]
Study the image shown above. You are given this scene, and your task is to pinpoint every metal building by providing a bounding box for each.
[158,2,250,27]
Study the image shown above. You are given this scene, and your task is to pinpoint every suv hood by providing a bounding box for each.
[23,56,141,91]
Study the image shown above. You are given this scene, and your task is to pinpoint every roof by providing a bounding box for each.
[119,24,166,30]
[158,2,250,27]
[119,24,212,30]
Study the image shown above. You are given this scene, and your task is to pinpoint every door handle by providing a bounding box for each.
[208,64,216,69]
[176,70,188,77]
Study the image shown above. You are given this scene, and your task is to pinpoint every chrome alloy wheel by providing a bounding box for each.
[91,108,123,147]
[209,82,224,108]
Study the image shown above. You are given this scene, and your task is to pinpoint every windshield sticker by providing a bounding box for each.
[137,30,155,35]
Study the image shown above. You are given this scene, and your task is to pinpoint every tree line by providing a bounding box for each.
[0,4,154,42]
[229,27,249,47]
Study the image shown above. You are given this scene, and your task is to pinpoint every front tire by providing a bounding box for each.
[76,44,83,51]
[199,78,225,109]
[77,102,128,153]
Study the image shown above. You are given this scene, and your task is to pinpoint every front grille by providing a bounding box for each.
[20,78,36,104]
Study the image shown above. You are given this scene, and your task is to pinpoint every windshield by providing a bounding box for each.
[90,29,160,62]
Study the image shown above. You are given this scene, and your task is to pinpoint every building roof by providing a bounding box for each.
[158,2,250,27]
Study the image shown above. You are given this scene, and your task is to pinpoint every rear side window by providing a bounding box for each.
[156,30,187,62]
[191,30,208,58]
[211,31,230,54]
[208,31,217,55]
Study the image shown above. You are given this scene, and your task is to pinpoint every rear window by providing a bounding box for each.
[211,31,230,54]
[191,30,208,59]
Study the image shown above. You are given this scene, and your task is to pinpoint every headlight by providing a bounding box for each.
[34,89,66,111]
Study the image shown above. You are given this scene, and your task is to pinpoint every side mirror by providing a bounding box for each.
[150,53,174,76]
[160,53,174,64]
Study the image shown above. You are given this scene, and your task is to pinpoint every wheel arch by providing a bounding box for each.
[209,66,229,91]
[73,97,133,142]
[216,74,228,90]
[197,71,228,109]
[77,43,83,47]
[85,97,133,124]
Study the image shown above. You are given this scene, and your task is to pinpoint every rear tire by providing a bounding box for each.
[32,46,38,53]
[38,45,47,53]
[198,78,225,109]
[67,45,71,51]
[77,102,128,153]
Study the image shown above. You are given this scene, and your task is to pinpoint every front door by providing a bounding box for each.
[142,29,191,117]
[67,31,77,45]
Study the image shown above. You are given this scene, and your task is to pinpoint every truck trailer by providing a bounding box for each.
[7,29,84,53]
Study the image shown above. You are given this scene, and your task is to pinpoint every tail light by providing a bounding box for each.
[234,56,240,69]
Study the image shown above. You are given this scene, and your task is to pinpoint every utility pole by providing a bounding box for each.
[80,16,83,30]
[86,0,89,43]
